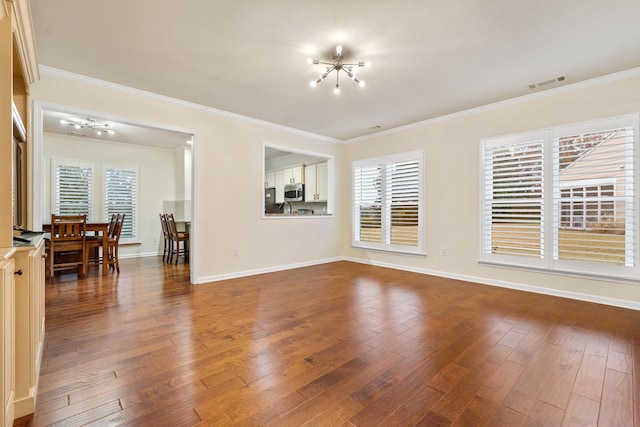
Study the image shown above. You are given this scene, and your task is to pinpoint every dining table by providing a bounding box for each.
[43,222,110,276]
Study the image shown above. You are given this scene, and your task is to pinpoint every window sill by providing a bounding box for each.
[478,259,640,286]
[352,245,426,257]
[263,213,333,219]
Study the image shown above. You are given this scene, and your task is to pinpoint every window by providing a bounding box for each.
[353,150,424,255]
[481,114,638,280]
[559,182,615,230]
[104,165,137,239]
[53,160,94,220]
[51,159,139,242]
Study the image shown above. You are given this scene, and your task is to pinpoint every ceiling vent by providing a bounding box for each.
[528,75,567,89]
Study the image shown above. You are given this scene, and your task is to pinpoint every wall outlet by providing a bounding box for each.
[233,248,239,257]
[441,247,447,256]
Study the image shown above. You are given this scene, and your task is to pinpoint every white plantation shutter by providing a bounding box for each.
[552,121,635,271]
[387,159,420,247]
[481,114,639,280]
[104,166,138,240]
[482,137,544,265]
[53,160,94,221]
[353,150,424,255]
[354,164,382,245]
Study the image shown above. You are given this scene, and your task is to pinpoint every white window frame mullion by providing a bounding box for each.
[625,124,637,268]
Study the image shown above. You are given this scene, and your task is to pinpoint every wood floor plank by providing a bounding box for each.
[537,345,584,409]
[378,385,444,426]
[572,335,608,402]
[562,393,600,427]
[502,341,562,416]
[599,367,634,426]
[22,258,637,426]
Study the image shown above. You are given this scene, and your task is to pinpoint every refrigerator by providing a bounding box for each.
[264,187,283,213]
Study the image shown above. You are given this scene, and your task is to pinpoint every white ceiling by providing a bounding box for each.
[30,0,640,142]
[42,109,193,149]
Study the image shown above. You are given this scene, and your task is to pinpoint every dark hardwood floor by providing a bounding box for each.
[15,257,640,426]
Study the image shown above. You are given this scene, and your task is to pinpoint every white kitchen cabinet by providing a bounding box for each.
[265,171,276,188]
[275,170,286,203]
[0,255,15,427]
[304,162,328,202]
[12,237,45,418]
[284,165,304,185]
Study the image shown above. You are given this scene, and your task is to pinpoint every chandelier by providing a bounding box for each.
[59,117,116,136]
[307,45,371,94]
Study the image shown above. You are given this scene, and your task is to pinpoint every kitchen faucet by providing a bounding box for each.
[279,201,292,214]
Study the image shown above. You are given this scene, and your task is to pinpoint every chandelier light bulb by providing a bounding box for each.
[364,61,372,68]
[306,57,313,64]
[74,124,81,129]
[59,119,69,125]
[96,130,103,135]
[335,45,343,55]
[359,80,365,87]
[334,84,340,94]
[310,80,317,87]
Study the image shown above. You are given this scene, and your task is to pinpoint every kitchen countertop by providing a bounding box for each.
[265,213,332,217]
[13,231,46,249]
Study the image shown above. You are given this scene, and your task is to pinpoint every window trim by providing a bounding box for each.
[352,149,425,256]
[480,114,640,282]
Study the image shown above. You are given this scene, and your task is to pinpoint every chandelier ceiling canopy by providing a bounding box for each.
[60,117,116,136]
[307,45,371,94]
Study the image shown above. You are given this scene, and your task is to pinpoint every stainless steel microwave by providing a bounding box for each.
[284,183,304,201]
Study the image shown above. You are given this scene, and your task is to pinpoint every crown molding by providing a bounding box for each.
[39,65,342,144]
[10,0,40,84]
[346,67,640,144]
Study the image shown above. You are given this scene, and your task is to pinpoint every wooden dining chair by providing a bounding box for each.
[87,214,117,268]
[107,213,125,273]
[159,213,171,262]
[166,213,189,264]
[45,214,87,278]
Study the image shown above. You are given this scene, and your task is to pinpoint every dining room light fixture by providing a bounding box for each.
[59,117,116,136]
[307,45,371,94]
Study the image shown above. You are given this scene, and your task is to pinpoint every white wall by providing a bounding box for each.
[31,71,342,283]
[42,132,178,258]
[342,71,640,307]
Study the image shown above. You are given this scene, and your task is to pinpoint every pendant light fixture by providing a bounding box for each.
[307,45,371,94]
[59,117,116,136]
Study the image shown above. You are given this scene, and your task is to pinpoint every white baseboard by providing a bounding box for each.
[342,257,640,311]
[119,252,163,259]
[121,252,640,310]
[194,257,342,284]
